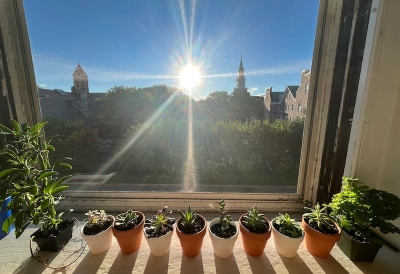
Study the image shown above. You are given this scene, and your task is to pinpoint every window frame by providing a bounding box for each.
[0,0,372,211]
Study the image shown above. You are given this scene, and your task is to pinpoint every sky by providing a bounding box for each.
[23,0,319,100]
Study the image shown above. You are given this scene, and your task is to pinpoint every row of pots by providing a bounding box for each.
[79,212,338,259]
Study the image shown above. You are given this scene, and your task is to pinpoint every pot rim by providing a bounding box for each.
[176,214,207,235]
[302,216,341,237]
[239,214,271,235]
[271,217,305,239]
[208,217,238,239]
[81,215,115,237]
[112,211,145,232]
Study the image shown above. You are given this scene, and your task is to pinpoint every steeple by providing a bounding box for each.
[236,53,246,90]
[72,63,89,100]
[233,53,249,96]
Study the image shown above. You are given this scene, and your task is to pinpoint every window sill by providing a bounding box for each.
[0,213,399,273]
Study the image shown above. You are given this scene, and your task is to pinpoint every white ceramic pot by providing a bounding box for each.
[144,229,174,257]
[208,218,239,258]
[271,218,304,258]
[81,215,115,254]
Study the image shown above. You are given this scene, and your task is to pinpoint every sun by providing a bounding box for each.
[179,64,201,89]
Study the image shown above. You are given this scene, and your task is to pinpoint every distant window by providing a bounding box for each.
[292,104,294,111]
[272,105,275,111]
[277,106,280,111]
[298,103,302,112]
[289,117,292,121]
[305,83,309,93]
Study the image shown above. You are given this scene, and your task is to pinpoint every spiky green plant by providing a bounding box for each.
[242,206,268,233]
[303,203,337,233]
[273,213,302,238]
[178,205,197,228]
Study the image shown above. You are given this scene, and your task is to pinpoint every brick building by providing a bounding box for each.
[264,69,311,121]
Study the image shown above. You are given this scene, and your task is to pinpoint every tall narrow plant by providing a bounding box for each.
[0,120,73,238]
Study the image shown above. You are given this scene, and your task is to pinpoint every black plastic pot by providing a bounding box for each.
[31,220,74,252]
[337,230,383,262]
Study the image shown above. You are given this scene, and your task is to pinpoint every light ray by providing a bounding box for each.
[189,0,196,54]
[179,0,190,55]
[93,92,177,176]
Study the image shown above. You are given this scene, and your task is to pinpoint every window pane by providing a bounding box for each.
[24,0,319,193]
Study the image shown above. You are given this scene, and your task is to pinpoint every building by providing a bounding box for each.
[38,64,104,121]
[232,53,250,96]
[264,69,311,121]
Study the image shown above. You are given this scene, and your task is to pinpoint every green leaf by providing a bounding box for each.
[10,119,20,133]
[37,171,58,181]
[58,163,72,169]
[0,124,13,134]
[50,185,69,195]
[58,209,73,219]
[15,221,31,239]
[2,215,14,234]
[46,145,55,152]
[0,168,20,178]
[51,175,72,191]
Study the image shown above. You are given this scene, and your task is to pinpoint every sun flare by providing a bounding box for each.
[179,64,201,89]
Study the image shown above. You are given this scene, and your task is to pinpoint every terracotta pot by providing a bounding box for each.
[302,217,341,258]
[271,218,304,258]
[176,214,207,257]
[112,211,145,254]
[144,229,174,257]
[81,215,115,254]
[239,214,271,257]
[208,218,239,258]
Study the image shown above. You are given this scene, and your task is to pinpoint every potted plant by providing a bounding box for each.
[239,206,271,257]
[176,205,207,257]
[144,206,176,257]
[302,203,341,258]
[328,177,400,262]
[271,213,304,258]
[209,199,238,258]
[0,120,74,251]
[81,210,115,254]
[112,210,145,254]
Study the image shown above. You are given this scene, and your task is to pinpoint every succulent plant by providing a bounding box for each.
[178,205,197,228]
[114,210,139,231]
[144,206,176,238]
[218,199,233,235]
[242,206,268,233]
[273,213,302,238]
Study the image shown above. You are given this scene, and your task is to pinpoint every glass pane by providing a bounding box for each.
[24,0,319,193]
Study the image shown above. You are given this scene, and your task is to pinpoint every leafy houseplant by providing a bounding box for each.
[81,210,115,254]
[176,205,207,257]
[328,177,400,261]
[144,206,176,257]
[112,210,145,254]
[271,213,304,258]
[302,203,341,258]
[209,199,238,258]
[0,120,74,251]
[239,206,271,257]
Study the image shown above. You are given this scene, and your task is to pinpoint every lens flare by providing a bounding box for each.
[179,64,201,89]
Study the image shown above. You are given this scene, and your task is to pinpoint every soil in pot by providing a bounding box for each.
[177,215,207,257]
[31,219,74,252]
[177,216,205,234]
[83,216,113,235]
[210,223,237,238]
[114,214,143,231]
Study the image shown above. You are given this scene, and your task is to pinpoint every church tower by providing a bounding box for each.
[233,53,249,96]
[72,63,89,100]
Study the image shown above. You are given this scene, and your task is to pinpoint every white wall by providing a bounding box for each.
[345,0,400,246]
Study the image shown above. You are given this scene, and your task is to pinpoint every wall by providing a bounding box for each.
[345,0,400,246]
